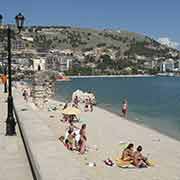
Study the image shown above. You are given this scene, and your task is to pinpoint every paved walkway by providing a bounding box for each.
[0,85,33,180]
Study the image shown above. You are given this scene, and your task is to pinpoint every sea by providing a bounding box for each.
[55,76,180,141]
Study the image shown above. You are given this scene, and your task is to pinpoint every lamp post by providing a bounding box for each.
[6,13,25,136]
[0,14,2,25]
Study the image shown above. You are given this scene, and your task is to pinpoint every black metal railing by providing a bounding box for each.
[13,105,38,180]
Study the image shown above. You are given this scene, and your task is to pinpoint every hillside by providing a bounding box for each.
[1,26,180,75]
[23,26,179,60]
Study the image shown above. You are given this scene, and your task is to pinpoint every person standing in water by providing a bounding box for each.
[122,99,128,118]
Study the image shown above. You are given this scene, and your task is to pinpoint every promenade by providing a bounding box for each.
[0,85,33,180]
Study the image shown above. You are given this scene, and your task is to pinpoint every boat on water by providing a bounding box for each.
[56,73,71,81]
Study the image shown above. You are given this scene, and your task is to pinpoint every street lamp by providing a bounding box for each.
[0,14,2,25]
[15,13,25,33]
[6,13,25,136]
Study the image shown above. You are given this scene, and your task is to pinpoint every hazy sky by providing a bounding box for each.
[0,0,180,43]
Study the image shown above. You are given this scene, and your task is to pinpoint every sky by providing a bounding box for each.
[0,0,180,47]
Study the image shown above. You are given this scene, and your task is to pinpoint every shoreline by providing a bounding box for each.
[53,96,180,143]
[68,74,154,78]
[54,94,180,143]
[98,104,180,143]
[98,103,180,142]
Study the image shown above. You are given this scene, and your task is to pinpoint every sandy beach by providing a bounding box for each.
[25,96,180,180]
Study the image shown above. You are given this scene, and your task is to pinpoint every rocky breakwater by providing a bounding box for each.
[32,71,56,109]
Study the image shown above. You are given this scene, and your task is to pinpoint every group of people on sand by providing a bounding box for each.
[121,143,151,168]
[59,95,94,154]
[73,95,93,112]
[59,121,87,154]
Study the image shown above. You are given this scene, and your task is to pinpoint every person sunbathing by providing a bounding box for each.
[121,143,134,161]
[133,145,150,168]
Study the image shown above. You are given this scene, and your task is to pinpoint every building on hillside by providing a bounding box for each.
[12,39,26,50]
[143,60,157,69]
[32,57,46,71]
[160,59,175,72]
[174,59,180,71]
[22,36,34,42]
[46,53,73,72]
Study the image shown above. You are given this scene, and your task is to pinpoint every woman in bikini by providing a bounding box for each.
[79,124,87,154]
[121,143,134,162]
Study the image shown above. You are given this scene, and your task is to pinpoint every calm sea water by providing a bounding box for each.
[55,77,180,141]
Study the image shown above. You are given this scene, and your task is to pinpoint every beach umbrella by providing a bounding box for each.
[62,107,81,116]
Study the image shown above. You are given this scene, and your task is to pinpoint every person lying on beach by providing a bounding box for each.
[79,124,87,154]
[121,143,134,162]
[133,145,150,168]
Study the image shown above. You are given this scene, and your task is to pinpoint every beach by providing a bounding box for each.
[25,95,180,180]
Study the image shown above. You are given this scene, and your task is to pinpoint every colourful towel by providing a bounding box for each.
[115,158,133,168]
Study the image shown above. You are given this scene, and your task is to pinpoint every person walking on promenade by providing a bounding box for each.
[22,89,28,103]
[122,98,128,118]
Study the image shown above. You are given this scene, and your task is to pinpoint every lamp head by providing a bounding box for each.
[0,14,3,24]
[15,13,25,32]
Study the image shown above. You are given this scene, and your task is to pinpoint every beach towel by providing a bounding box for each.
[115,158,133,168]
[118,142,128,149]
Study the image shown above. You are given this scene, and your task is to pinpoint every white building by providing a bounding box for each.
[33,58,46,71]
[160,59,175,72]
[174,59,180,71]
[46,54,73,72]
